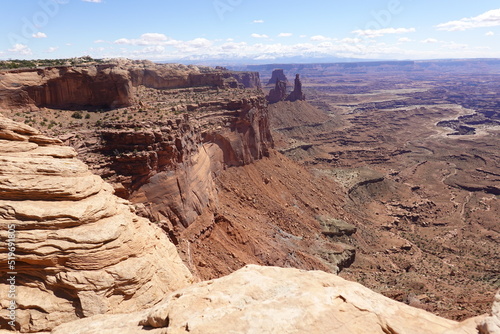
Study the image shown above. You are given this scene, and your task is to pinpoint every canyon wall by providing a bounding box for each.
[0,60,260,110]
[94,96,273,232]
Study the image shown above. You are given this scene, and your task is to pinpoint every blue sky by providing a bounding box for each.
[1,0,500,63]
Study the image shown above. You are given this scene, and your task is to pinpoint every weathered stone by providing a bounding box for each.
[0,115,192,333]
[51,265,483,334]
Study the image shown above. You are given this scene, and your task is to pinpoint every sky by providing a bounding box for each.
[1,0,500,64]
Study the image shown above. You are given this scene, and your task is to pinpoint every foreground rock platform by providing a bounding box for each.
[51,265,485,334]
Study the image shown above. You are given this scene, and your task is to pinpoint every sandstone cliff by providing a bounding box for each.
[0,65,131,109]
[0,115,192,332]
[50,265,484,334]
[0,60,260,110]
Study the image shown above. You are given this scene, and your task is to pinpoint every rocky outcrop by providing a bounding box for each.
[0,65,132,109]
[266,79,287,103]
[222,71,261,88]
[86,96,272,233]
[267,73,305,104]
[51,265,483,334]
[0,115,192,332]
[0,60,260,110]
[267,69,288,85]
[286,73,306,102]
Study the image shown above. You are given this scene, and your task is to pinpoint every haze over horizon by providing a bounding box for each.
[2,0,500,64]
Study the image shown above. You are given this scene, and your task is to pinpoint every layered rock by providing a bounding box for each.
[51,265,483,334]
[77,96,273,233]
[0,60,260,110]
[267,69,288,85]
[0,115,192,332]
[0,65,131,109]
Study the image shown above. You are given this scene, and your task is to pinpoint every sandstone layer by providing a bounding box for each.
[0,115,192,332]
[51,265,483,334]
[0,60,260,110]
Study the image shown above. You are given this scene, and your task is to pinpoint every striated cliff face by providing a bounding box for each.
[88,96,273,232]
[0,115,192,332]
[0,60,260,110]
[0,65,132,109]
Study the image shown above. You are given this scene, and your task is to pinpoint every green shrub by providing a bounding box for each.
[71,111,83,119]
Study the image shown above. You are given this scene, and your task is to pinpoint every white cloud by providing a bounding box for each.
[310,35,330,41]
[278,33,293,37]
[114,33,176,46]
[46,47,59,53]
[299,35,307,38]
[398,37,412,42]
[486,31,495,36]
[421,38,438,43]
[8,44,32,55]
[341,38,361,44]
[82,0,103,2]
[253,20,264,24]
[352,27,416,38]
[32,32,47,38]
[436,9,500,31]
[251,33,269,38]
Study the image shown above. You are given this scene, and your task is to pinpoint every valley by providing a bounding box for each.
[0,58,498,332]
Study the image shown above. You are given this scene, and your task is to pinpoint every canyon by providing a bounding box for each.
[0,59,498,333]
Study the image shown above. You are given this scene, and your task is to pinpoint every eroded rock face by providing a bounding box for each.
[0,60,260,110]
[0,115,192,332]
[0,65,132,109]
[51,265,483,334]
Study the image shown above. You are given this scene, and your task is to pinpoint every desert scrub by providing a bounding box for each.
[71,111,83,119]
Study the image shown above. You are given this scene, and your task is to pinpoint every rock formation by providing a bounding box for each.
[0,115,192,332]
[266,79,287,103]
[0,65,132,109]
[266,73,305,104]
[267,69,288,85]
[51,265,483,334]
[0,60,260,110]
[79,96,273,233]
[286,73,306,102]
